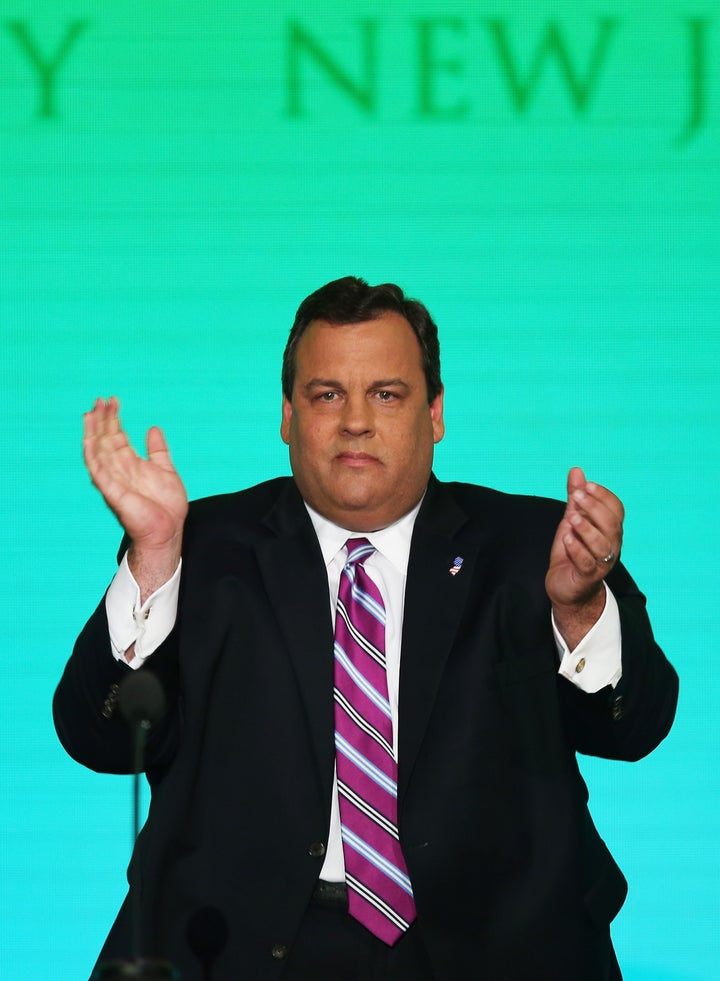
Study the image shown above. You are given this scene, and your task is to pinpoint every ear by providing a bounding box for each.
[280,395,292,445]
[430,387,445,444]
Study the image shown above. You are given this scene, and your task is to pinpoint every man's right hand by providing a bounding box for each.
[83,397,188,603]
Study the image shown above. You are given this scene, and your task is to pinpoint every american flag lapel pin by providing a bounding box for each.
[449,556,464,576]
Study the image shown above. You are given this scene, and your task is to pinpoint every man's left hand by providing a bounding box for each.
[546,467,624,650]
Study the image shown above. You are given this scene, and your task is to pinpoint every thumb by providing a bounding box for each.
[146,425,172,463]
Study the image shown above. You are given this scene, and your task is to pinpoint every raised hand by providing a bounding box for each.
[83,397,188,599]
[545,467,624,650]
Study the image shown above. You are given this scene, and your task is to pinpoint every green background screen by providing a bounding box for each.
[1,3,718,978]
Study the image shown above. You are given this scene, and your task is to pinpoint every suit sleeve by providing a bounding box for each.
[557,560,679,761]
[53,596,181,776]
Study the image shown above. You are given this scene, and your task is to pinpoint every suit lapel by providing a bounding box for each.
[254,481,336,806]
[397,477,483,801]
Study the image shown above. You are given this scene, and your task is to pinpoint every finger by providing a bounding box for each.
[582,480,625,524]
[84,397,116,444]
[561,525,601,578]
[83,398,109,462]
[571,486,624,545]
[83,406,97,441]
[567,510,617,566]
[98,396,122,439]
[83,398,134,485]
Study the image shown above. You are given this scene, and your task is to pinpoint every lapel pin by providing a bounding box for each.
[449,556,464,576]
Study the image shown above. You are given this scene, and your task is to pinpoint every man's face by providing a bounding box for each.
[281,312,444,531]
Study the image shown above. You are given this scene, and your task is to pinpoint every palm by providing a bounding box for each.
[545,532,589,607]
[83,398,188,550]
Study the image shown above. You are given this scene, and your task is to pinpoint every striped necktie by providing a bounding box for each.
[333,538,417,945]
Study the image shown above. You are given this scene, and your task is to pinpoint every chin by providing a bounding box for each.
[325,495,382,528]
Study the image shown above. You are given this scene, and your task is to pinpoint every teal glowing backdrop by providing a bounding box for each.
[1,3,718,978]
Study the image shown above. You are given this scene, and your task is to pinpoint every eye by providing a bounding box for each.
[376,390,396,402]
[317,391,338,402]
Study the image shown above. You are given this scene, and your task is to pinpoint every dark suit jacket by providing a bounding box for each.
[53,475,678,981]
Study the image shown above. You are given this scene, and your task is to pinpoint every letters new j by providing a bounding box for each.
[286,16,710,141]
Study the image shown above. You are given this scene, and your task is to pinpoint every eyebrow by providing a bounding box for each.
[303,377,412,393]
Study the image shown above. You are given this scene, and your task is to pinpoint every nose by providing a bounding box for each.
[340,393,374,437]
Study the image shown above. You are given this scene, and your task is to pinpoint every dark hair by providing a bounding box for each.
[281,276,442,403]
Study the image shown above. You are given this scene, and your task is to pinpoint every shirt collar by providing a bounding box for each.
[305,498,423,576]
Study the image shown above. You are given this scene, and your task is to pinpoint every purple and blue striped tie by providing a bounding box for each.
[333,538,417,945]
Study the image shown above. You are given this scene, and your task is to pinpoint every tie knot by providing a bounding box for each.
[345,538,374,567]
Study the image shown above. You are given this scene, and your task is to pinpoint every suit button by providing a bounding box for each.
[102,684,120,718]
[611,695,624,721]
[271,943,289,960]
[309,841,326,859]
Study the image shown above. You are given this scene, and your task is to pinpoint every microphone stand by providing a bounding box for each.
[92,673,179,981]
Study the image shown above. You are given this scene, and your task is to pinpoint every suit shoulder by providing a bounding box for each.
[185,476,293,535]
[440,479,564,523]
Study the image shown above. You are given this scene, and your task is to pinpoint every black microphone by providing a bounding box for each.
[186,907,229,981]
[118,669,167,730]
[91,672,179,981]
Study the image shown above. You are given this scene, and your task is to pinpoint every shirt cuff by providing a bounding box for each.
[554,582,622,692]
[105,551,181,669]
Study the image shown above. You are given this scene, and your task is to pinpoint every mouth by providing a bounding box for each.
[334,452,380,467]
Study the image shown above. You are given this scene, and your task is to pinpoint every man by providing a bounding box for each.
[54,276,678,981]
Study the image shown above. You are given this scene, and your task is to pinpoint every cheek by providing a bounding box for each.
[291,415,329,457]
[395,422,436,476]
[400,416,435,453]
